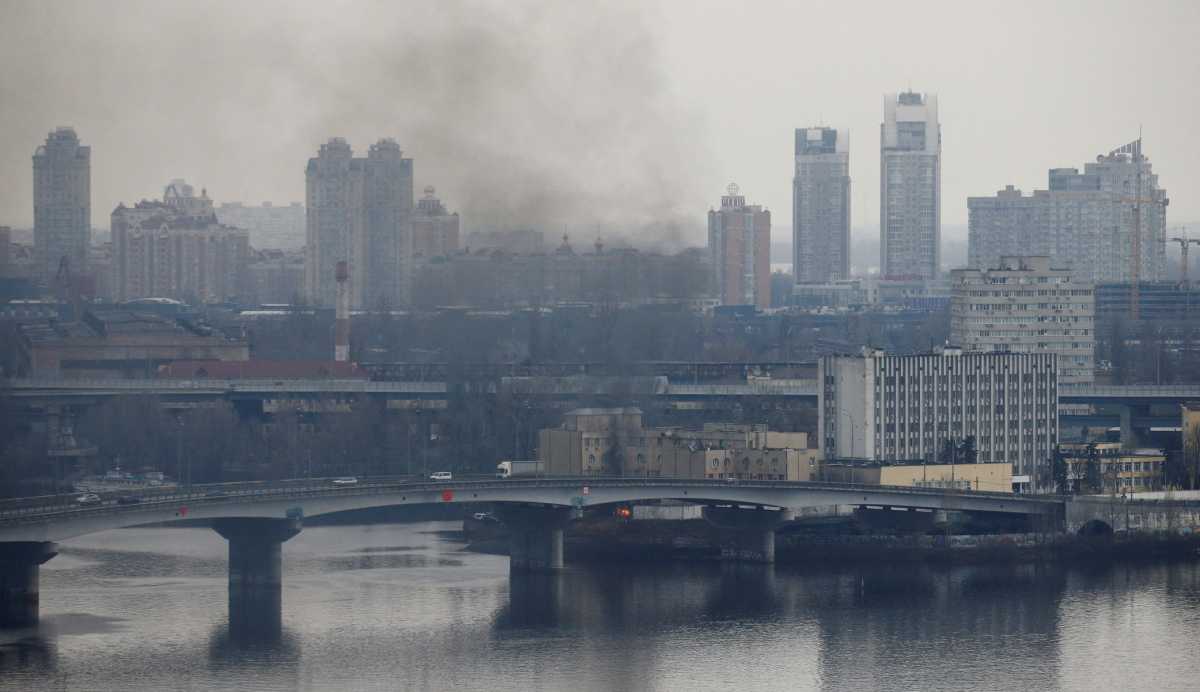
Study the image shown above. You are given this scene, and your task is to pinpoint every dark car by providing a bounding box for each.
[116,496,143,505]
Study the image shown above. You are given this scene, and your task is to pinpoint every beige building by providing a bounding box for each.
[951,256,1095,385]
[1060,442,1166,494]
[1183,403,1200,489]
[538,409,818,480]
[111,180,250,303]
[822,460,1012,492]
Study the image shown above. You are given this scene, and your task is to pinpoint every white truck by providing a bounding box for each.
[496,460,544,479]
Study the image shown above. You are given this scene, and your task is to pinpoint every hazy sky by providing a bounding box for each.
[1,0,1197,247]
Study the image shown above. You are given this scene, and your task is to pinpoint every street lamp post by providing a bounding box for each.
[837,408,858,459]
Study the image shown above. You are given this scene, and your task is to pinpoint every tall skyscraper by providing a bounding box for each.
[110,180,250,303]
[305,138,414,308]
[880,92,940,279]
[707,183,771,309]
[33,127,91,285]
[792,127,850,284]
[967,143,1168,283]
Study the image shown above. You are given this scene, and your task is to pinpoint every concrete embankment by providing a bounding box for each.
[464,516,1200,564]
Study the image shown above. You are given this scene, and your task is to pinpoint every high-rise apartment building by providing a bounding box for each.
[968,145,1168,283]
[819,347,1058,493]
[111,180,250,303]
[412,186,460,260]
[950,256,1094,385]
[708,184,770,309]
[793,127,850,283]
[33,127,91,284]
[880,92,940,279]
[305,138,414,308]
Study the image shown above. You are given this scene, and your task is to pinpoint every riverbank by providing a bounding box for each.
[464,516,1200,565]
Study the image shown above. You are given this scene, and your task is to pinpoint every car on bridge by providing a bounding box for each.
[331,477,359,486]
[430,471,453,481]
[75,493,102,506]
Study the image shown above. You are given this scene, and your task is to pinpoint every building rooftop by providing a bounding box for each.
[21,309,236,345]
[158,360,365,379]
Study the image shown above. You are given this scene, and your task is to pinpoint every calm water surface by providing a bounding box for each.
[2,522,1200,691]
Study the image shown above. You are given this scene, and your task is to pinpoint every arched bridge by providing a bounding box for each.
[0,477,1063,629]
[0,477,1060,543]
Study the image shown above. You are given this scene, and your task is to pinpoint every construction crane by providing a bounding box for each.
[1111,137,1147,319]
[1165,228,1200,287]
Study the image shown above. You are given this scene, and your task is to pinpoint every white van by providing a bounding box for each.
[429,471,453,481]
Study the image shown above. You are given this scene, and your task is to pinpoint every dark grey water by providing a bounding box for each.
[3,523,1200,691]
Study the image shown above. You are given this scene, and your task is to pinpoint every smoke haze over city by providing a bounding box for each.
[1,0,1198,245]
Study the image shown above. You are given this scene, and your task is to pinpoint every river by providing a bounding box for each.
[2,522,1199,691]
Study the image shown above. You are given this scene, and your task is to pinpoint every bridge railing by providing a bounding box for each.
[0,475,1063,524]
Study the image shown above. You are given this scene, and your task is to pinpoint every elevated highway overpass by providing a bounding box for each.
[7,377,1200,405]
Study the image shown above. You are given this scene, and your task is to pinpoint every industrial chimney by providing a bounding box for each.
[334,261,350,361]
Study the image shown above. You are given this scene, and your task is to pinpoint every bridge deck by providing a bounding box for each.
[0,477,1063,543]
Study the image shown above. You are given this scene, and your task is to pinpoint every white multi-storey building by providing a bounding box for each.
[968,145,1168,284]
[880,92,940,280]
[793,127,850,284]
[819,347,1058,492]
[950,256,1094,385]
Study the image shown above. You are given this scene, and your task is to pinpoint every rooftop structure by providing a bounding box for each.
[20,308,248,378]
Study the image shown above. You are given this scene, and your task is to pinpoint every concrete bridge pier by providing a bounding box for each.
[497,506,573,572]
[212,518,301,630]
[0,541,58,628]
[703,506,794,563]
[1118,403,1149,449]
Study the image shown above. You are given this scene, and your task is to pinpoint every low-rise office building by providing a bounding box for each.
[821,459,1013,492]
[1059,443,1166,494]
[537,409,818,480]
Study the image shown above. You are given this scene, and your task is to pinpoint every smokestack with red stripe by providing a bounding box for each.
[335,261,350,361]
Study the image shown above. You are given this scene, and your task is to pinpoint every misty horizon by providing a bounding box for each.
[2,0,1198,252]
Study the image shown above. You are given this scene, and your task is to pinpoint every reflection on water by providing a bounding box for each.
[2,524,1199,691]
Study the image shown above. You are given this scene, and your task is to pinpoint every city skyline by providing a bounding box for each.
[1,1,1197,246]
